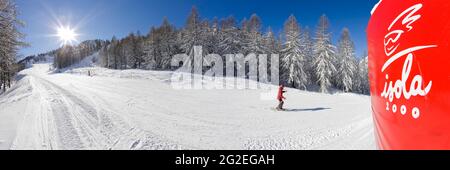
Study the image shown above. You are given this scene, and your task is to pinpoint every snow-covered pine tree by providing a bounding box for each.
[204,17,220,55]
[99,42,110,68]
[117,39,127,69]
[0,0,23,91]
[263,27,278,55]
[357,54,369,94]
[159,18,179,70]
[199,19,211,55]
[241,17,249,33]
[281,15,308,90]
[313,14,336,93]
[122,32,137,69]
[336,28,357,92]
[201,18,226,74]
[54,45,75,69]
[108,36,119,69]
[245,14,264,55]
[143,18,179,70]
[239,17,251,55]
[143,27,157,69]
[262,27,279,83]
[128,31,145,69]
[180,6,203,72]
[218,16,242,55]
[301,26,314,78]
[242,14,265,80]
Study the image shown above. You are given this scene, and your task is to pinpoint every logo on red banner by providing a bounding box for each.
[380,3,436,120]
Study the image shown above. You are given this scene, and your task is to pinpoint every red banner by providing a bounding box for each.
[368,0,450,149]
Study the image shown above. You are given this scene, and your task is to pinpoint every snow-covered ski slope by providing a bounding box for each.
[0,62,375,150]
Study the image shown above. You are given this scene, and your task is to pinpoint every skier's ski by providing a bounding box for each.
[271,107,287,111]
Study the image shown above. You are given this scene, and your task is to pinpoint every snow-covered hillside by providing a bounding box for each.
[0,61,375,150]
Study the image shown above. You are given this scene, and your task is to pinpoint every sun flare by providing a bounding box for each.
[57,26,78,45]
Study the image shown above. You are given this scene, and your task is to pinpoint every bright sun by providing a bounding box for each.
[57,26,78,45]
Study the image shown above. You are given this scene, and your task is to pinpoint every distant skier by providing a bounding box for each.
[276,85,287,111]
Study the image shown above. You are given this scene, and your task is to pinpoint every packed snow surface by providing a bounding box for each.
[0,62,375,150]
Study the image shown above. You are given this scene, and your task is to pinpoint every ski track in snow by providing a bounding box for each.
[0,63,375,150]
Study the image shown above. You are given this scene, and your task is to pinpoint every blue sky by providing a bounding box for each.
[17,0,379,57]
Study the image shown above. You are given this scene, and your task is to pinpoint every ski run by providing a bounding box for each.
[0,58,375,150]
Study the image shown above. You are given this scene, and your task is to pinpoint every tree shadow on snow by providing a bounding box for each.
[284,107,331,112]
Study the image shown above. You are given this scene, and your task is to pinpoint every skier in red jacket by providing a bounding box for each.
[276,85,287,111]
